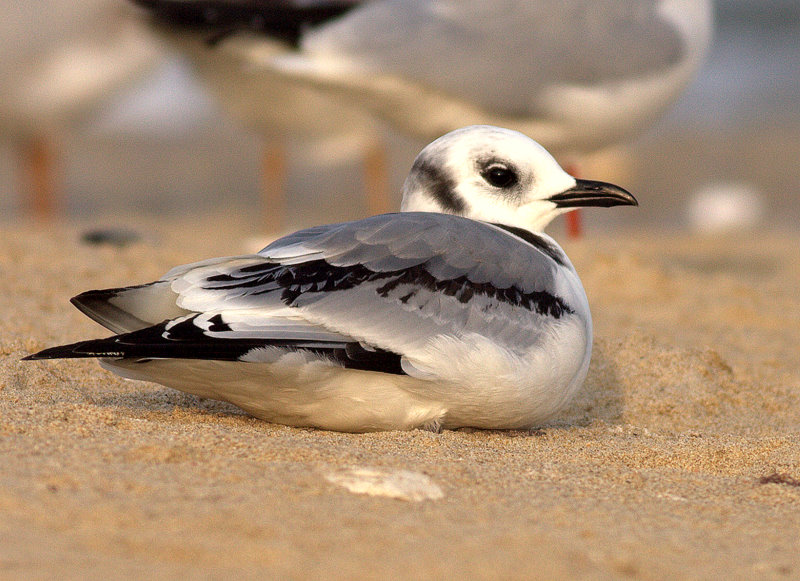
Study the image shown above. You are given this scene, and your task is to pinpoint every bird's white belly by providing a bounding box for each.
[403,320,591,429]
[101,316,589,432]
[102,354,447,432]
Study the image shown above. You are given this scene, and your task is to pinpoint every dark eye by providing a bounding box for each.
[482,164,518,188]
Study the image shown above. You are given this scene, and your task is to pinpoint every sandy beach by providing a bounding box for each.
[2,3,799,577]
[2,216,799,579]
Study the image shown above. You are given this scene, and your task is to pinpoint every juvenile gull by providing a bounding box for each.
[25,126,637,432]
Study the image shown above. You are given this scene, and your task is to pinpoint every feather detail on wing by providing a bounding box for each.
[71,282,189,334]
[171,212,578,358]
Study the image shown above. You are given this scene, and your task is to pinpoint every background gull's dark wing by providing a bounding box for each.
[132,0,363,46]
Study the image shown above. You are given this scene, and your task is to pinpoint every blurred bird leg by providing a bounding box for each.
[562,162,583,239]
[261,140,288,235]
[363,140,392,215]
[20,135,59,222]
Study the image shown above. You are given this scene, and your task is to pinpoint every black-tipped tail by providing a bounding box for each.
[23,340,126,361]
[23,317,406,375]
[71,285,155,334]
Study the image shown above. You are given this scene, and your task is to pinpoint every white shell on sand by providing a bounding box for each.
[324,467,444,502]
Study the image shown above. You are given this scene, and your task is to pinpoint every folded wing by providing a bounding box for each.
[33,212,579,376]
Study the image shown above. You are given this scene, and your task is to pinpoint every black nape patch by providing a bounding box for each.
[410,158,467,214]
[136,0,359,48]
[491,224,567,267]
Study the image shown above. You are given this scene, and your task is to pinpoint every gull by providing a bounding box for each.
[2,0,160,220]
[130,0,389,232]
[25,125,637,432]
[130,0,710,235]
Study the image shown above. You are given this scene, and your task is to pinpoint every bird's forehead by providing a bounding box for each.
[465,129,547,164]
[418,126,560,180]
[455,127,526,151]
[438,132,522,167]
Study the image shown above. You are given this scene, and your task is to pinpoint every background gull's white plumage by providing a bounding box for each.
[269,0,714,157]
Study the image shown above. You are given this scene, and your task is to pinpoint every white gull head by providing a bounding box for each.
[401,125,637,232]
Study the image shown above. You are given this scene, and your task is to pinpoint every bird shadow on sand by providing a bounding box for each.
[90,383,249,423]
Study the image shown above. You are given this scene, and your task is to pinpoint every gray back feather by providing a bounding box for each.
[261,212,563,290]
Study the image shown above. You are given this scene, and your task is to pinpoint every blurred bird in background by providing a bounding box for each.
[130,0,712,237]
[130,0,389,234]
[3,0,161,221]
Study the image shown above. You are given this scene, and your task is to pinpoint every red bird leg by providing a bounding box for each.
[562,162,583,239]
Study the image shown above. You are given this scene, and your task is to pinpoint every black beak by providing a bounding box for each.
[547,179,638,209]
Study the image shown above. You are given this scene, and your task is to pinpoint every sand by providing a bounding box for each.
[2,216,799,579]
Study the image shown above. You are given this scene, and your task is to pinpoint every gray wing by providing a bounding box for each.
[300,0,687,116]
[171,212,581,360]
